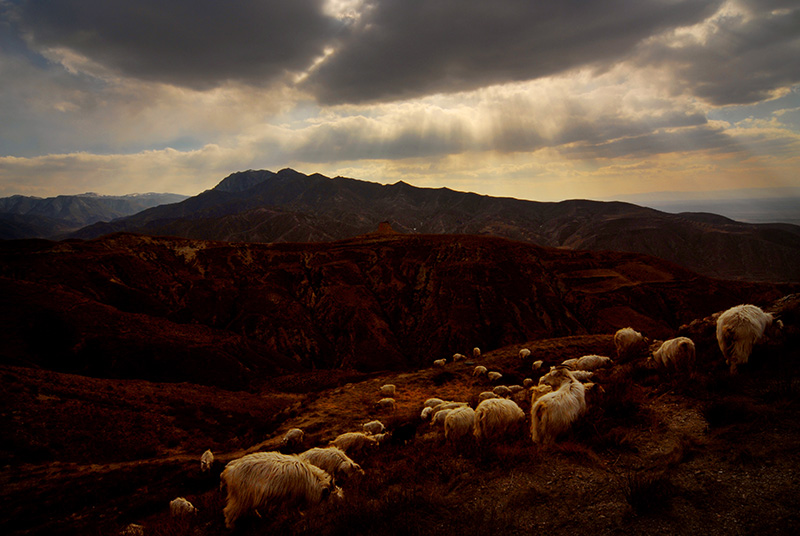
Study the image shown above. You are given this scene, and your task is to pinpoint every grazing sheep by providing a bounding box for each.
[487,371,503,382]
[433,359,447,367]
[570,370,594,382]
[420,406,435,420]
[473,347,481,358]
[538,367,578,390]
[372,432,390,444]
[201,449,214,472]
[519,348,531,359]
[376,397,396,411]
[431,401,468,415]
[169,497,197,517]
[453,353,467,361]
[221,451,341,529]
[531,370,586,445]
[379,384,396,397]
[473,398,525,442]
[532,360,544,371]
[716,304,783,374]
[362,420,385,435]
[329,432,378,456]
[523,378,535,388]
[560,358,578,369]
[298,446,364,482]
[572,355,613,371]
[615,327,647,362]
[473,365,488,377]
[651,337,696,371]
[508,385,524,394]
[479,391,500,402]
[282,428,305,449]
[431,408,454,426]
[424,397,445,408]
[493,385,512,397]
[444,406,476,442]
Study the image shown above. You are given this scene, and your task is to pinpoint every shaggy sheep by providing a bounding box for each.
[431,401,468,416]
[478,391,500,402]
[572,355,613,371]
[531,370,586,445]
[329,432,378,456]
[538,367,578,390]
[473,398,525,442]
[169,497,197,517]
[298,446,364,482]
[570,370,594,382]
[651,337,696,371]
[519,348,531,359]
[453,353,467,361]
[433,359,447,367]
[473,347,482,358]
[362,420,385,435]
[444,406,476,442]
[717,304,783,374]
[372,432,390,444]
[560,358,578,369]
[420,406,435,420]
[379,384,396,397]
[614,327,647,362]
[487,371,503,382]
[424,397,445,408]
[282,428,305,449]
[523,378,535,388]
[221,452,341,529]
[201,449,214,472]
[530,384,553,404]
[431,408,454,426]
[532,360,544,371]
[473,365,488,377]
[508,385,524,393]
[493,385,512,397]
[376,397,396,411]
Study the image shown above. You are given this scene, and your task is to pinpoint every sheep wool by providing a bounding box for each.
[298,446,364,482]
[487,371,503,382]
[531,377,586,445]
[379,384,396,397]
[473,398,525,441]
[717,304,782,374]
[519,348,531,359]
[444,406,476,442]
[221,452,341,529]
[362,420,385,435]
[282,428,305,448]
[200,449,214,472]
[652,337,696,371]
[473,365,488,377]
[169,497,197,517]
[614,327,646,362]
[329,432,378,455]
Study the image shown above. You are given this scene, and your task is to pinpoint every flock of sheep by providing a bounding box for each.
[152,302,782,532]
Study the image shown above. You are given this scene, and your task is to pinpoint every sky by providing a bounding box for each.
[1,0,799,203]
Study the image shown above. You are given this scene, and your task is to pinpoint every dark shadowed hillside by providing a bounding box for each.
[0,232,793,390]
[69,169,800,282]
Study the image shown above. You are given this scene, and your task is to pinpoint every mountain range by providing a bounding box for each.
[0,192,188,240]
[66,168,800,282]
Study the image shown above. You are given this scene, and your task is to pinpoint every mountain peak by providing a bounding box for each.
[213,169,277,193]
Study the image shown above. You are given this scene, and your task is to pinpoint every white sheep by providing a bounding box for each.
[519,348,531,359]
[473,365,488,377]
[430,408,454,426]
[530,384,553,404]
[614,327,647,362]
[169,497,197,517]
[532,360,544,371]
[573,355,613,371]
[433,358,447,367]
[221,451,341,529]
[492,385,512,398]
[473,398,525,442]
[717,304,783,374]
[200,449,214,472]
[376,397,396,411]
[424,397,445,408]
[282,428,305,449]
[531,369,586,445]
[431,401,468,415]
[560,358,578,369]
[538,367,577,390]
[362,420,385,435]
[478,391,500,402]
[453,353,467,361]
[444,406,476,442]
[298,446,364,482]
[651,336,696,371]
[522,378,535,388]
[473,347,481,358]
[379,384,396,397]
[570,370,594,382]
[329,432,378,456]
[420,406,435,420]
[487,371,503,382]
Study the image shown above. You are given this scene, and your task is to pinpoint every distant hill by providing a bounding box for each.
[0,192,189,239]
[69,169,800,282]
[1,232,794,388]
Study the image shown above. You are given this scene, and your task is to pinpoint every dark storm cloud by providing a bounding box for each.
[635,1,800,105]
[15,0,336,89]
[302,0,723,104]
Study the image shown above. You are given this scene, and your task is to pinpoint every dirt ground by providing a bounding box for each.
[2,331,799,535]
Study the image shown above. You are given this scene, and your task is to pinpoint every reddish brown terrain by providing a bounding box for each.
[1,231,799,535]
